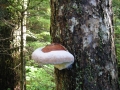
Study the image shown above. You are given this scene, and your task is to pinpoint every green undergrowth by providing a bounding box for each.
[26,64,55,90]
[26,41,55,90]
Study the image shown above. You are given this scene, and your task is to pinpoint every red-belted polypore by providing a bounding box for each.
[32,43,74,70]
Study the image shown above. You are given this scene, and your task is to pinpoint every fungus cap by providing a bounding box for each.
[42,43,67,52]
[32,43,74,70]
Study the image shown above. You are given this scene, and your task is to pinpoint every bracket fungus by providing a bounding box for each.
[32,43,74,70]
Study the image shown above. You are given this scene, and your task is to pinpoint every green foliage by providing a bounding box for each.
[36,31,51,42]
[26,41,50,49]
[26,65,55,90]
[114,19,120,61]
[113,0,120,19]
[113,0,120,85]
[27,0,50,34]
[113,0,120,61]
[26,0,51,46]
[26,31,51,42]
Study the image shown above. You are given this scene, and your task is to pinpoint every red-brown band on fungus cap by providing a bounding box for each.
[42,43,67,52]
[32,43,74,70]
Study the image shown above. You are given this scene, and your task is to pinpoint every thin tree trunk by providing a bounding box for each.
[20,0,27,89]
[50,0,119,90]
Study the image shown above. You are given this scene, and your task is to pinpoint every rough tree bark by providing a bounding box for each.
[0,1,19,89]
[0,0,26,89]
[50,0,119,90]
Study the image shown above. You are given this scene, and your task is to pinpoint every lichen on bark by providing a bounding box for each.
[50,0,119,90]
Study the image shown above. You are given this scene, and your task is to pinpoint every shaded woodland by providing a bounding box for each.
[0,0,120,90]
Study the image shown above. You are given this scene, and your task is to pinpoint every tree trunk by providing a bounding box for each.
[0,0,26,89]
[20,0,27,89]
[50,0,119,90]
[0,2,18,90]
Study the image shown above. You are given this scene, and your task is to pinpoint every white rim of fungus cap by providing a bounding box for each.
[32,47,74,70]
